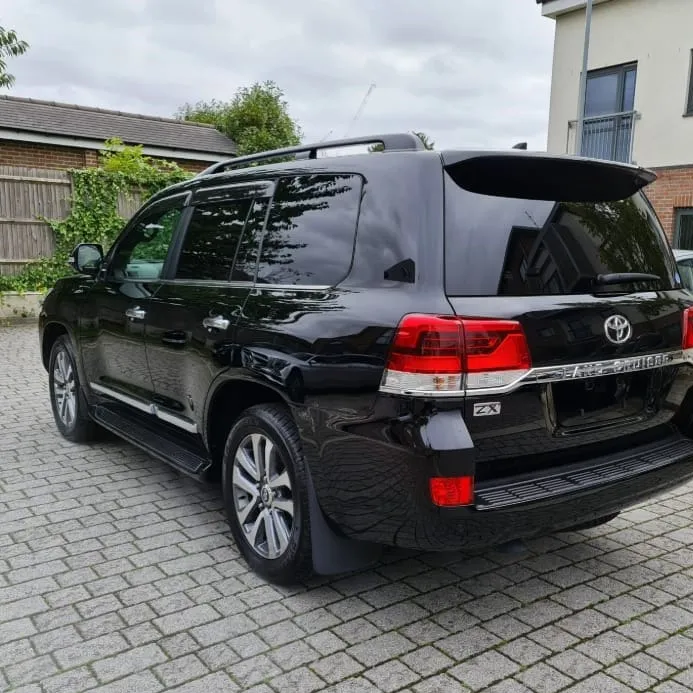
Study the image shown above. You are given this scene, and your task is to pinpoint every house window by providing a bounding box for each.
[676,209,693,249]
[686,50,693,115]
[585,64,637,117]
[580,63,637,162]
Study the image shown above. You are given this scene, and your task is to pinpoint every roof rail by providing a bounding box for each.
[197,132,425,177]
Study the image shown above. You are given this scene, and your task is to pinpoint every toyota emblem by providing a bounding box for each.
[604,314,632,345]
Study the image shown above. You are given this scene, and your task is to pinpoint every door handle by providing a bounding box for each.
[125,306,146,320]
[203,315,230,331]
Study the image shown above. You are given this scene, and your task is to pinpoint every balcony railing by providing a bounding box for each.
[567,111,639,163]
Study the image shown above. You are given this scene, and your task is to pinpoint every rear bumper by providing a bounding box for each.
[309,421,693,552]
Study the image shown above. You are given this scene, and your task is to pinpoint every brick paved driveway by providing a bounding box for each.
[4,323,693,692]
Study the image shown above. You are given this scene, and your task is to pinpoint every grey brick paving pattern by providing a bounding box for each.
[5,323,693,692]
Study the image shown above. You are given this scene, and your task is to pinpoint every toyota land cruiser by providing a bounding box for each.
[39,133,693,583]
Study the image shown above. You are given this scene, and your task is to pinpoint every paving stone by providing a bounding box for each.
[414,673,469,693]
[54,633,128,669]
[647,634,693,668]
[84,671,163,693]
[348,632,416,667]
[625,652,676,681]
[557,609,619,638]
[401,645,454,678]
[546,650,601,680]
[269,666,325,693]
[4,654,58,687]
[449,650,520,690]
[312,652,365,683]
[154,654,209,687]
[561,672,633,693]
[364,660,420,692]
[515,663,573,693]
[41,667,98,693]
[268,639,320,670]
[606,662,657,691]
[154,604,219,635]
[575,630,641,665]
[642,604,693,633]
[227,653,282,688]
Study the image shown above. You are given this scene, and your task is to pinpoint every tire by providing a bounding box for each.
[48,335,101,443]
[222,403,313,584]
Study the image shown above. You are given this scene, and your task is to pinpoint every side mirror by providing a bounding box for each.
[69,244,104,276]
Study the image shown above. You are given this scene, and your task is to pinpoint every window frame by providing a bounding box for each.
[253,172,364,289]
[103,191,190,282]
[675,208,693,249]
[584,62,637,117]
[165,180,275,285]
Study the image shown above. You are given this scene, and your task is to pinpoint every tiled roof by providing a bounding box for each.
[0,95,236,156]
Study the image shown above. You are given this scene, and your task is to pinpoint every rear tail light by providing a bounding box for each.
[683,307,693,358]
[429,476,474,507]
[380,314,531,395]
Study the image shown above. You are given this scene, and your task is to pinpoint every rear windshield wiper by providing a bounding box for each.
[594,272,661,286]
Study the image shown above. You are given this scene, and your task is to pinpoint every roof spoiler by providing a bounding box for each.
[442,152,656,202]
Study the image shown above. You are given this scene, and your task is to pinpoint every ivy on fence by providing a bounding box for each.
[0,139,191,293]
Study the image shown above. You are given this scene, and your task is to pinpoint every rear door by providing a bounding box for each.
[442,154,692,479]
[143,181,273,435]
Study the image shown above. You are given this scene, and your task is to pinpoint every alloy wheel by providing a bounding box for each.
[53,349,77,428]
[232,433,295,559]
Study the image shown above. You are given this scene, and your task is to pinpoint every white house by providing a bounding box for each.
[538,0,693,246]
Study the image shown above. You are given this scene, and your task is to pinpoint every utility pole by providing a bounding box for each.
[575,0,594,156]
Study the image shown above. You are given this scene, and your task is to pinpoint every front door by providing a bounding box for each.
[144,182,273,434]
[81,195,186,410]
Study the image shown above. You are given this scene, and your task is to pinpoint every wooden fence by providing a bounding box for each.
[0,165,143,276]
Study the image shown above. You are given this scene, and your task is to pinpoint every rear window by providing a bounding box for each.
[444,175,676,296]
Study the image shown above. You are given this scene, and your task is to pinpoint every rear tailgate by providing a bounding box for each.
[442,153,693,483]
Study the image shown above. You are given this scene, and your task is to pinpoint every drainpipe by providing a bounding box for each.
[575,0,594,157]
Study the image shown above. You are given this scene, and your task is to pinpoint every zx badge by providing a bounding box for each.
[473,402,501,417]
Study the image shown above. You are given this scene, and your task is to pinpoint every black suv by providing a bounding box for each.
[40,133,693,583]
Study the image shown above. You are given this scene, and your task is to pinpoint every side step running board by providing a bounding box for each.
[92,404,209,476]
[475,435,693,510]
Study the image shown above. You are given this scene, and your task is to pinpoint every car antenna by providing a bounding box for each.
[512,142,528,150]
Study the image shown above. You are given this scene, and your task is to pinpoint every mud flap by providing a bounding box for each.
[306,472,382,575]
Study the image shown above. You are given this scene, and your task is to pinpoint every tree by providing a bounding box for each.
[176,81,302,155]
[412,131,435,150]
[369,131,435,153]
[0,27,29,89]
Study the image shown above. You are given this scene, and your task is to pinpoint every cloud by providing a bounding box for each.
[2,0,554,150]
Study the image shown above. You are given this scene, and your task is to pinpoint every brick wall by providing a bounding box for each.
[0,141,91,169]
[646,165,693,244]
[0,140,215,174]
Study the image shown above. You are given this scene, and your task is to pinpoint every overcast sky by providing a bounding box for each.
[3,0,555,150]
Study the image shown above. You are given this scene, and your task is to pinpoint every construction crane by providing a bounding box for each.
[343,83,376,138]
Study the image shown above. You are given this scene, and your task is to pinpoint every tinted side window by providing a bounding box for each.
[230,198,270,282]
[444,177,674,296]
[176,198,252,281]
[256,174,362,286]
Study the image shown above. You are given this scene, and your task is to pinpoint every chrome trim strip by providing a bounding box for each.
[90,382,155,414]
[252,284,331,292]
[194,181,275,196]
[90,382,198,434]
[156,409,198,434]
[379,350,691,398]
